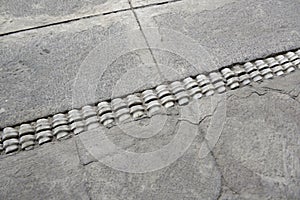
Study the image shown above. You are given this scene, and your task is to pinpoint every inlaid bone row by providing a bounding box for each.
[1,49,300,155]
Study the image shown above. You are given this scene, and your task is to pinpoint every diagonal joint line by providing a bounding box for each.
[0,0,182,37]
[128,0,167,82]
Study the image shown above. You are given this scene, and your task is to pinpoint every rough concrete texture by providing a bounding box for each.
[75,99,222,199]
[0,0,300,199]
[0,10,158,128]
[1,0,300,128]
[0,0,129,35]
[215,71,300,199]
[135,0,300,73]
[0,71,299,199]
[0,139,89,199]
[1,0,300,129]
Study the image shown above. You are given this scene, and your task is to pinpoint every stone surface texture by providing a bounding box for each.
[0,10,157,128]
[1,0,300,128]
[135,0,300,74]
[0,139,89,199]
[0,0,300,199]
[0,0,130,35]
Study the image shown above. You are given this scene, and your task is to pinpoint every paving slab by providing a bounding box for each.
[59,96,223,199]
[0,139,89,200]
[134,0,300,80]
[1,0,300,129]
[0,0,130,35]
[0,11,164,128]
[77,138,221,200]
[0,0,300,199]
[0,95,223,199]
[1,71,298,199]
[213,71,300,199]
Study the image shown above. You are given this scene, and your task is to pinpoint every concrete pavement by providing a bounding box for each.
[0,0,300,199]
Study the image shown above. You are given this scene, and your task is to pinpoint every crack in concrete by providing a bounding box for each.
[75,138,98,167]
[74,139,94,200]
[227,90,267,100]
[193,100,241,199]
[202,139,240,200]
[128,0,167,82]
[214,83,300,199]
[178,98,221,126]
[227,83,300,105]
[0,0,182,37]
[178,114,211,126]
[261,86,300,104]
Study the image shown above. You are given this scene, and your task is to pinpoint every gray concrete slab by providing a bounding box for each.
[135,0,300,80]
[0,1,300,198]
[76,70,300,199]
[0,139,89,200]
[0,0,130,35]
[0,11,162,128]
[1,71,298,199]
[77,138,222,200]
[1,0,300,129]
[0,90,223,199]
[215,71,300,199]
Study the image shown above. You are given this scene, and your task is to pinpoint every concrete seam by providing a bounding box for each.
[0,0,182,37]
[128,0,167,81]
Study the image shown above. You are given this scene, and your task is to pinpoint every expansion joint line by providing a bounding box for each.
[0,0,182,37]
[128,0,166,81]
[0,49,300,156]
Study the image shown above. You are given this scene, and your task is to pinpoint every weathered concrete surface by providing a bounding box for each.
[0,0,129,35]
[0,1,300,198]
[0,71,299,199]
[136,0,300,79]
[0,11,160,128]
[76,137,221,200]
[0,91,223,199]
[0,139,89,200]
[75,100,222,199]
[215,71,300,199]
[1,0,300,129]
